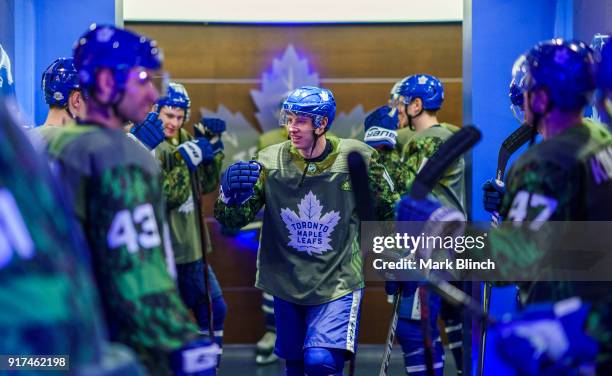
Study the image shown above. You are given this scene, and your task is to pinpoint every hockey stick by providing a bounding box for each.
[491,124,531,226]
[189,169,216,350]
[348,125,483,376]
[478,124,531,376]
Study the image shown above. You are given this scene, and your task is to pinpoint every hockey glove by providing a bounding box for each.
[363,105,398,149]
[220,161,261,206]
[194,118,225,154]
[490,297,598,376]
[177,138,215,171]
[483,179,505,214]
[130,111,165,150]
[194,118,226,138]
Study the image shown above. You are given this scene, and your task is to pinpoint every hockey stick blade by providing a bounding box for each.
[411,126,482,200]
[496,124,531,181]
[348,151,376,221]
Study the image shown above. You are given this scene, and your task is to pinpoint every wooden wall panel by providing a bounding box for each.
[129,22,462,344]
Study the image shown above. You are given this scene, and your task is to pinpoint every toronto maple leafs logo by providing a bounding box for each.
[280,191,340,256]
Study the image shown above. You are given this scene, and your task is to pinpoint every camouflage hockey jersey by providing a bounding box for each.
[488,120,612,371]
[215,135,399,304]
[376,145,408,191]
[47,123,201,374]
[0,108,108,371]
[396,122,459,149]
[155,128,223,264]
[400,124,466,213]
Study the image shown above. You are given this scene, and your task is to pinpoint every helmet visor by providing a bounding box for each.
[279,109,324,128]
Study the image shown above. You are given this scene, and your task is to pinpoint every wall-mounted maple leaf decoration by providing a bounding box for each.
[251,45,320,133]
[332,105,368,140]
[280,191,340,256]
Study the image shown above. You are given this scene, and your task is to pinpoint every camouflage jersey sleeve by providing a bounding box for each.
[376,145,410,191]
[400,134,445,195]
[214,163,266,230]
[157,133,225,209]
[368,150,401,220]
[400,130,465,213]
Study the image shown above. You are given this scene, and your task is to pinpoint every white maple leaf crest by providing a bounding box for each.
[280,191,341,256]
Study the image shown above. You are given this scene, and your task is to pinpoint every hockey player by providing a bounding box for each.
[253,94,290,366]
[395,77,459,149]
[389,74,465,376]
[36,57,86,143]
[215,86,399,375]
[47,24,217,375]
[154,82,227,352]
[0,54,146,374]
[401,39,612,374]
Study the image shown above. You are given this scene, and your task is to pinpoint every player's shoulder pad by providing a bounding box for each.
[52,125,161,177]
[256,140,290,170]
[414,124,454,141]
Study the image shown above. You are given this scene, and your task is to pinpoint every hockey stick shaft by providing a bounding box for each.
[379,291,401,376]
[491,124,531,226]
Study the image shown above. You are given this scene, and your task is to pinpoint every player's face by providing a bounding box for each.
[159,106,186,138]
[117,68,160,124]
[396,96,411,128]
[286,113,317,151]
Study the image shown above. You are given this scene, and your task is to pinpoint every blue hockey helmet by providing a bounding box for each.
[280,86,336,130]
[156,82,191,121]
[0,43,15,98]
[73,24,164,95]
[397,74,444,111]
[524,39,596,111]
[41,57,80,107]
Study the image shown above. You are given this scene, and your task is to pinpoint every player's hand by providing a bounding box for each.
[177,138,215,171]
[482,179,505,214]
[363,106,398,149]
[130,112,164,150]
[194,117,226,138]
[220,161,261,206]
[491,297,598,375]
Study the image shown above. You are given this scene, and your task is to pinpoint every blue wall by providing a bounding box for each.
[11,0,116,126]
[465,0,558,221]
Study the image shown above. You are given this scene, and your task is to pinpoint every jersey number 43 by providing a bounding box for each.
[107,203,161,253]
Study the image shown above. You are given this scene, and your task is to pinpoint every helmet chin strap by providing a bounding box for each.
[298,126,323,188]
[65,107,75,120]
